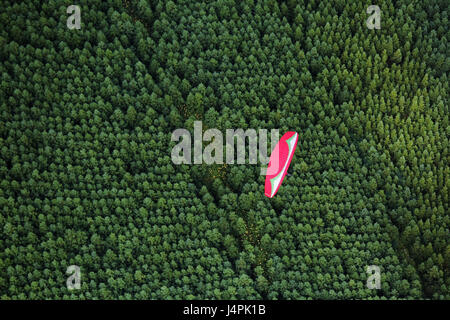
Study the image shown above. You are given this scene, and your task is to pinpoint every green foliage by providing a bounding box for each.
[0,0,448,300]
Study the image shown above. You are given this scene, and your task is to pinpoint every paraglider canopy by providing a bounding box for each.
[264,131,298,198]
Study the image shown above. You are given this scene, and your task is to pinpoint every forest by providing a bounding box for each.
[0,0,448,299]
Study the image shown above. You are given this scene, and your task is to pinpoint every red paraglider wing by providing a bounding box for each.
[264,131,298,198]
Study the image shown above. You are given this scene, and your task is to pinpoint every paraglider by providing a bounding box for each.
[264,131,298,198]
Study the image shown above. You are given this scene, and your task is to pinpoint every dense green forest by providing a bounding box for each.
[0,0,448,299]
